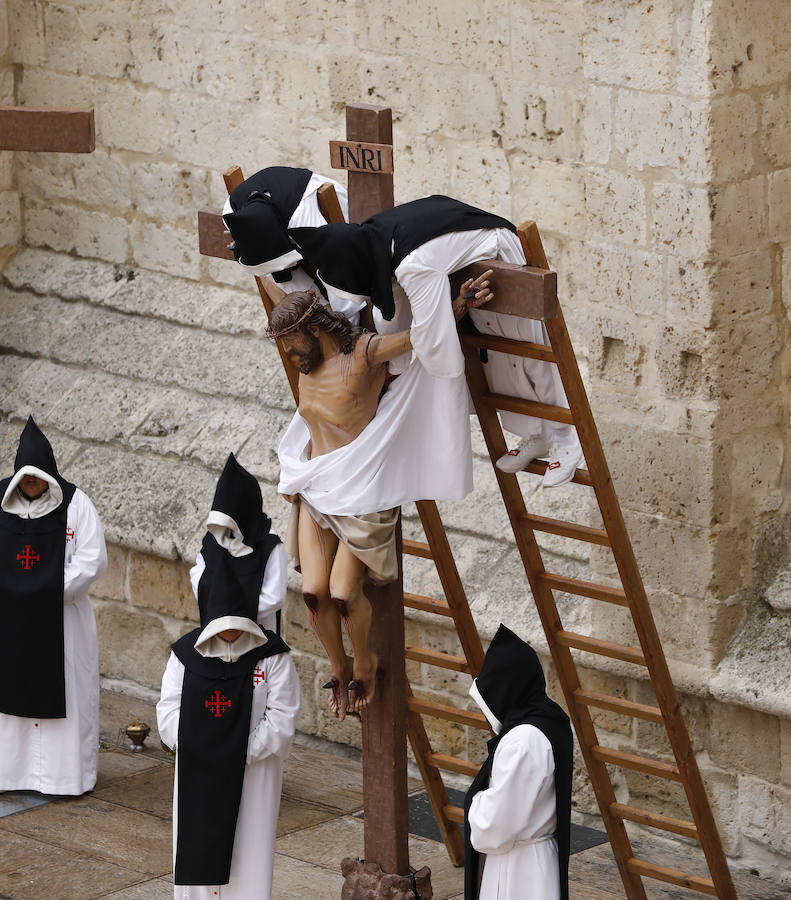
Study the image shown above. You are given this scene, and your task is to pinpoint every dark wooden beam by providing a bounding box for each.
[450,259,558,321]
[198,207,233,260]
[342,104,394,223]
[0,107,95,153]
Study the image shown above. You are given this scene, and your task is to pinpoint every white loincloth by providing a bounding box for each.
[277,359,473,516]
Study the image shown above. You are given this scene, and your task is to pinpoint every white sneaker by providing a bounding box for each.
[495,436,550,473]
[542,441,585,487]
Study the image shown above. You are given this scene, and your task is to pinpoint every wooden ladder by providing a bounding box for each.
[217,166,736,899]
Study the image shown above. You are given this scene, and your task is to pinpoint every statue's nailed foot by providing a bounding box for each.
[323,655,354,720]
[348,652,378,714]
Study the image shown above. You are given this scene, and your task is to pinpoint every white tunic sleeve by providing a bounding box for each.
[468,725,556,854]
[246,651,300,764]
[156,652,185,752]
[63,490,108,604]
[257,542,287,629]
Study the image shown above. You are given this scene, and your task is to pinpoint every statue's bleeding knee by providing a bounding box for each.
[302,592,319,614]
[332,596,350,619]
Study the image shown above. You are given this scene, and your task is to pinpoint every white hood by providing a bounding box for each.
[206,511,253,557]
[1,465,63,518]
[195,616,267,663]
[469,678,502,734]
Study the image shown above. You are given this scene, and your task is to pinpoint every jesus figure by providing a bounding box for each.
[269,273,493,718]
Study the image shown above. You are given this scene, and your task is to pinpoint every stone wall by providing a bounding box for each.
[0,0,20,256]
[1,0,791,883]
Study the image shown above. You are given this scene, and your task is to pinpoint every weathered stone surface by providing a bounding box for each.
[128,552,196,622]
[91,543,129,604]
[586,169,646,246]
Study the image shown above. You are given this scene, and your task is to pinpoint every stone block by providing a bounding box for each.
[129,387,214,458]
[392,135,449,206]
[711,248,775,323]
[128,551,196,621]
[508,1,585,84]
[97,82,170,155]
[0,190,20,247]
[588,313,646,387]
[186,404,261,470]
[501,84,583,163]
[784,244,791,327]
[580,242,665,318]
[0,289,80,360]
[768,169,791,244]
[131,160,211,224]
[762,88,791,168]
[582,1,676,91]
[782,719,791,787]
[46,372,155,444]
[709,0,791,92]
[710,93,757,182]
[3,247,116,303]
[95,600,183,691]
[290,648,319,736]
[613,91,709,183]
[75,6,134,78]
[697,761,741,856]
[91,542,128,603]
[727,432,785,525]
[708,701,781,783]
[15,67,95,108]
[711,176,766,256]
[739,774,791,858]
[586,169,646,246]
[233,405,297,486]
[129,219,202,281]
[583,85,612,165]
[7,0,45,64]
[676,0,715,96]
[652,183,710,257]
[655,324,711,400]
[16,149,133,211]
[509,157,586,238]
[0,354,36,405]
[25,203,130,264]
[42,2,79,72]
[447,143,511,214]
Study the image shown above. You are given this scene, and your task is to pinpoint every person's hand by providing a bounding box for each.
[453,269,494,322]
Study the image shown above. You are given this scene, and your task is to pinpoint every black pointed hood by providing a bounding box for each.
[222,166,312,276]
[209,453,271,550]
[14,416,60,481]
[464,625,573,900]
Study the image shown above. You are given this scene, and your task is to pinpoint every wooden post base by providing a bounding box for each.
[340,858,433,900]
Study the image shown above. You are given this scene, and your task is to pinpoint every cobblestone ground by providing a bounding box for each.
[0,690,786,900]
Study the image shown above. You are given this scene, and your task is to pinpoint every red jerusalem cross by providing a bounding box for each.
[17,545,40,570]
[205,690,232,718]
[253,665,265,686]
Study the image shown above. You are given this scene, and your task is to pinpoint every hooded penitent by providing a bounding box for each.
[222,166,313,280]
[464,624,573,900]
[170,454,288,886]
[0,417,76,718]
[289,194,516,321]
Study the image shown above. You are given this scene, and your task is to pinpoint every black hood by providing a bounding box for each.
[14,416,61,482]
[209,454,271,548]
[223,166,312,274]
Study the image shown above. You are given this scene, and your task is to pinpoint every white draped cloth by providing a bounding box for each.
[0,484,107,795]
[157,645,300,900]
[278,357,472,516]
[468,723,560,900]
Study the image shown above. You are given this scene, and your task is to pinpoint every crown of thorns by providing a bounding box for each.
[265,294,323,339]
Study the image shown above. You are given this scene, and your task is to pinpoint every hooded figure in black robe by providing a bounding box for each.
[156,454,300,893]
[464,624,573,900]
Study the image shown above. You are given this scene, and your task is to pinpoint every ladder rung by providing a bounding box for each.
[611,802,698,840]
[461,333,557,362]
[522,514,610,546]
[444,804,464,824]
[540,573,628,606]
[403,539,432,559]
[555,631,646,666]
[626,858,716,896]
[524,458,593,486]
[428,752,480,777]
[484,392,575,425]
[592,746,682,781]
[408,696,489,729]
[403,592,453,617]
[574,689,664,724]
[405,645,470,673]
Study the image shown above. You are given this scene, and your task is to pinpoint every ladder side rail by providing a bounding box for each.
[460,338,648,900]
[415,499,486,674]
[405,681,466,865]
[544,306,737,900]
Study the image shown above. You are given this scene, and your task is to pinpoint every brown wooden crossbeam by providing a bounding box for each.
[0,107,95,152]
[450,258,557,320]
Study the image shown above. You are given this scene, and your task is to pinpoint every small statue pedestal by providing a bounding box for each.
[340,858,433,900]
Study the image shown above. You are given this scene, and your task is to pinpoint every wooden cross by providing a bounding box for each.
[0,107,95,153]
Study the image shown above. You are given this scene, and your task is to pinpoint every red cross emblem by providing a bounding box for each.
[253,665,265,686]
[66,527,75,542]
[17,545,40,570]
[205,690,232,718]
[547,461,561,470]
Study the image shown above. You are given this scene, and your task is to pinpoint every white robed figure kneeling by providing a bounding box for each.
[465,625,574,900]
[157,454,300,899]
[0,416,107,795]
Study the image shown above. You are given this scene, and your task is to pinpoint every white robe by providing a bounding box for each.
[380,227,574,444]
[189,530,288,634]
[0,487,108,795]
[468,724,560,900]
[157,646,301,900]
